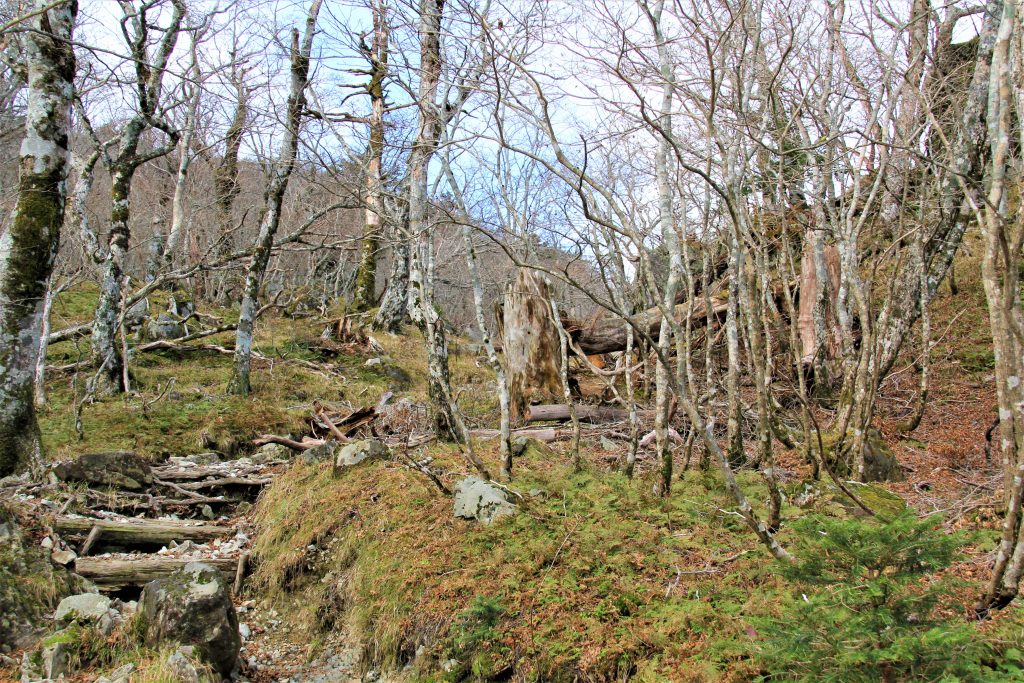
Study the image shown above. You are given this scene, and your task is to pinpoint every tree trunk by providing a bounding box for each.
[0,0,76,477]
[373,227,409,332]
[502,268,564,421]
[352,0,389,313]
[227,0,322,396]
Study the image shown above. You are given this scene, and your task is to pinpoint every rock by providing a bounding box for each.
[182,452,221,465]
[300,441,337,465]
[862,428,903,482]
[238,623,250,641]
[453,477,517,525]
[50,548,76,566]
[200,505,215,521]
[95,663,134,683]
[39,537,52,550]
[139,562,241,677]
[166,646,217,683]
[21,629,72,681]
[235,501,252,515]
[0,521,14,542]
[333,439,389,471]
[364,357,382,367]
[97,610,118,637]
[55,593,110,623]
[52,451,153,490]
[600,436,618,452]
[251,443,290,464]
[144,313,187,341]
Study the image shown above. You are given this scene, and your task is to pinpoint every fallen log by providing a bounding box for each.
[74,555,238,591]
[471,428,558,442]
[152,463,272,482]
[526,404,652,424]
[175,476,272,490]
[53,516,232,549]
[566,295,728,355]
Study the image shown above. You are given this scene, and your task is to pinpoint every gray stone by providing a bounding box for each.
[95,663,135,683]
[21,629,72,680]
[453,477,517,525]
[0,522,14,542]
[50,548,76,566]
[52,451,153,490]
[251,443,290,464]
[364,357,382,367]
[333,439,389,471]
[182,452,220,465]
[139,562,241,677]
[300,442,337,465]
[56,593,110,623]
[166,646,216,683]
[97,610,118,637]
[600,436,618,452]
[145,313,187,341]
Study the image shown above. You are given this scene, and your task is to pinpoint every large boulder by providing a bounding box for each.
[55,594,109,623]
[139,562,240,678]
[453,477,517,525]
[333,439,389,472]
[52,452,153,490]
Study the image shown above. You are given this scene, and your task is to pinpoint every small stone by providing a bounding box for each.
[251,443,290,464]
[238,623,251,641]
[51,548,77,565]
[97,610,118,637]
[300,441,336,465]
[333,439,389,471]
[40,536,53,549]
[235,501,253,515]
[104,663,135,683]
[56,594,111,622]
[364,357,382,367]
[600,436,617,452]
[200,505,215,520]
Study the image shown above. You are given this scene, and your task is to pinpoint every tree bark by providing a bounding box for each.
[227,0,322,395]
[0,0,76,477]
[352,0,389,313]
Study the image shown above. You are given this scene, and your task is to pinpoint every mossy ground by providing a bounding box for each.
[38,287,494,461]
[22,253,1024,681]
[249,443,1024,681]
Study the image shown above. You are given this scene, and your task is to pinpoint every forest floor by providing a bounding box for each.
[3,243,1024,682]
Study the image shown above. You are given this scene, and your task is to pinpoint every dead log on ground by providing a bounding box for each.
[74,555,238,591]
[526,404,653,424]
[53,516,232,548]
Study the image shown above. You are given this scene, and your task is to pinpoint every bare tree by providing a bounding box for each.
[227,0,323,395]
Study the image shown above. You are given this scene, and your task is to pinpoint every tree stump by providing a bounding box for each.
[500,269,563,422]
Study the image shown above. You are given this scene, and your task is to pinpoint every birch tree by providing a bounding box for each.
[0,0,76,476]
[227,0,323,395]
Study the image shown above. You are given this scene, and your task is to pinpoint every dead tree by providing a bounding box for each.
[501,268,563,422]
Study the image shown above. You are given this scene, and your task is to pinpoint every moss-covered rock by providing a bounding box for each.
[0,503,81,653]
[139,562,240,677]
